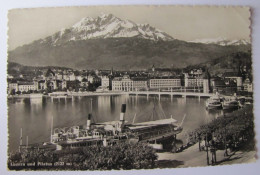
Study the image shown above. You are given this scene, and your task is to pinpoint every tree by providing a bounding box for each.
[8,143,158,170]
[87,83,95,92]
[10,89,16,95]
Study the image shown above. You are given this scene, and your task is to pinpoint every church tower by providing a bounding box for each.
[110,67,114,76]
[152,64,155,72]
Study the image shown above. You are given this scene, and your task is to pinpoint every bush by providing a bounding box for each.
[8,142,158,170]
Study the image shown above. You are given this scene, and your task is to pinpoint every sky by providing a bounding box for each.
[8,6,251,50]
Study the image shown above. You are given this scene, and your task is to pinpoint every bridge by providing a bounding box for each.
[47,90,213,102]
[128,91,213,101]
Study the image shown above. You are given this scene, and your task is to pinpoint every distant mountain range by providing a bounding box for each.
[8,14,251,70]
[188,37,250,46]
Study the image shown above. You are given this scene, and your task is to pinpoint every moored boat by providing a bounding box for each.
[245,96,253,105]
[222,96,239,110]
[206,95,222,109]
[47,104,183,150]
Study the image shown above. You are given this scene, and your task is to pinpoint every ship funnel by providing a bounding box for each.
[119,104,126,132]
[120,104,126,121]
[86,113,92,130]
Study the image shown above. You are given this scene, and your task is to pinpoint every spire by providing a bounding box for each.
[110,67,114,75]
[152,64,155,72]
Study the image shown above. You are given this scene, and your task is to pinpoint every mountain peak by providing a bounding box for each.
[49,13,174,45]
[99,13,114,19]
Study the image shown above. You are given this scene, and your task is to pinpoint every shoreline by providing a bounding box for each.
[156,105,256,168]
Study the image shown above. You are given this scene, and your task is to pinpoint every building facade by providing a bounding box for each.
[101,76,110,88]
[132,79,148,91]
[184,77,204,87]
[243,78,253,92]
[8,82,36,94]
[112,76,134,91]
[18,83,36,92]
[149,78,181,89]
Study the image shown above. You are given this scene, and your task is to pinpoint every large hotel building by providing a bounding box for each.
[149,79,181,89]
[111,76,210,93]
[112,76,148,91]
[112,76,182,91]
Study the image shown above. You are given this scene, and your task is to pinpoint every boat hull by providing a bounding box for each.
[222,105,239,110]
[206,104,222,110]
[206,95,222,110]
[222,101,239,110]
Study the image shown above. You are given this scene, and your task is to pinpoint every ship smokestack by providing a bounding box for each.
[86,114,92,130]
[119,104,126,131]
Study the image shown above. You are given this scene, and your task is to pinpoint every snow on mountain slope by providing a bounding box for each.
[48,13,174,45]
[189,37,250,46]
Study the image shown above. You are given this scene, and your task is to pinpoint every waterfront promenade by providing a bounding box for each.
[157,142,256,168]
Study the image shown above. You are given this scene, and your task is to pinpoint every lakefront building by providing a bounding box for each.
[8,81,36,94]
[101,76,111,88]
[183,72,210,93]
[184,77,205,87]
[132,78,148,91]
[149,78,181,89]
[112,75,133,91]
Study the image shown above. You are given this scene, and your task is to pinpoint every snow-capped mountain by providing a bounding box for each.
[47,13,174,45]
[9,13,251,70]
[189,37,250,46]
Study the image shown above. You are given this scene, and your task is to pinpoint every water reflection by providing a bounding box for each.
[8,95,223,152]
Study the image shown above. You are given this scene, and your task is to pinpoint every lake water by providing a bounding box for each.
[8,95,223,152]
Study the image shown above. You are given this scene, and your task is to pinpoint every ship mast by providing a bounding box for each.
[179,114,186,127]
[26,136,28,149]
[151,97,156,121]
[50,115,53,143]
[90,98,93,113]
[20,128,23,146]
[19,128,23,152]
[132,113,137,124]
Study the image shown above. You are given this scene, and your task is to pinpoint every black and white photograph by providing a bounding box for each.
[6,5,256,171]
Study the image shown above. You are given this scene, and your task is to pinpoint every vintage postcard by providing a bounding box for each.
[7,6,255,171]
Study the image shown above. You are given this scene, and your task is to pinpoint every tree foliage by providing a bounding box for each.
[187,105,255,151]
[8,142,158,170]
